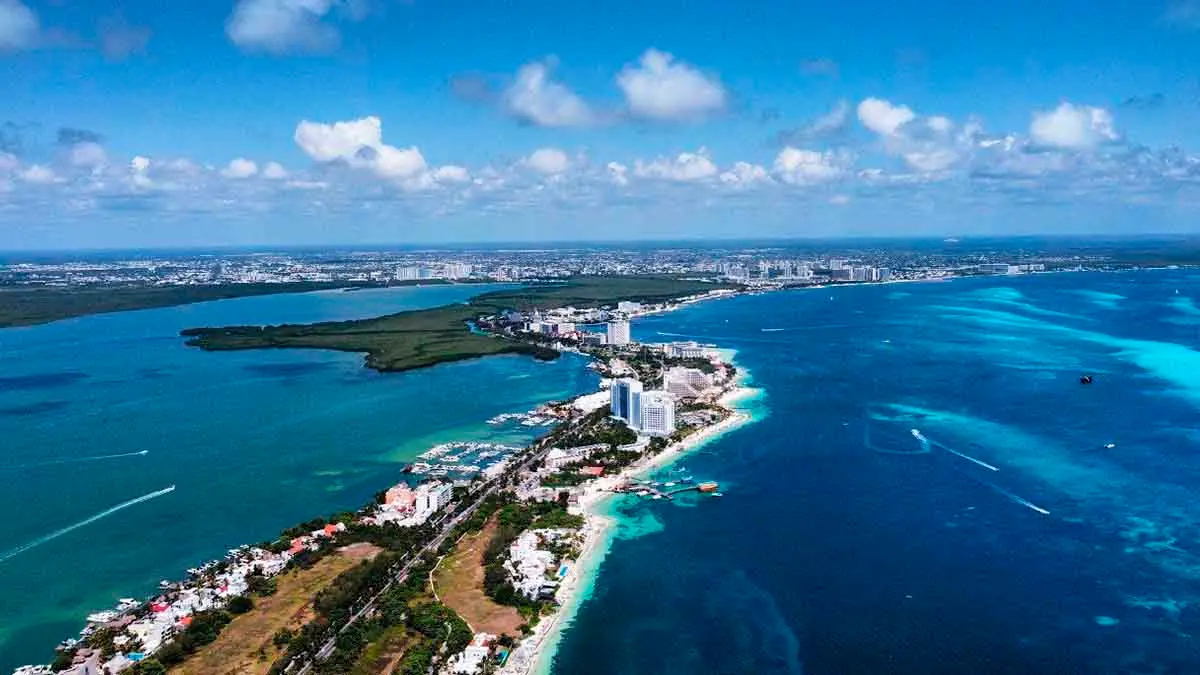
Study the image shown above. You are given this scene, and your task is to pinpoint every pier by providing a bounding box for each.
[612,480,720,501]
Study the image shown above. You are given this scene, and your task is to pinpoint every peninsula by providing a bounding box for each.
[17,287,757,675]
[180,276,735,372]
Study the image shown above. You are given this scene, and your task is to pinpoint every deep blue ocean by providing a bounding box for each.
[0,285,599,671]
[4,271,1200,673]
[549,270,1200,674]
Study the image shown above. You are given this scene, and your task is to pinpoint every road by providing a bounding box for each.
[289,438,557,673]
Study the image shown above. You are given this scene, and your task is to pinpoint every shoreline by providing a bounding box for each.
[508,371,765,675]
[14,287,760,675]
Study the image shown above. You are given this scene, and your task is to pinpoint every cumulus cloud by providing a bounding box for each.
[1029,102,1119,150]
[226,0,349,54]
[0,0,38,51]
[433,165,470,183]
[294,115,428,180]
[505,60,595,128]
[617,49,727,122]
[524,148,571,175]
[221,158,259,179]
[19,164,57,184]
[857,98,916,136]
[606,161,629,186]
[720,161,771,187]
[68,142,108,170]
[634,149,719,181]
[773,147,849,184]
[262,161,288,179]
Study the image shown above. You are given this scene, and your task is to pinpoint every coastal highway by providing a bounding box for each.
[288,437,558,673]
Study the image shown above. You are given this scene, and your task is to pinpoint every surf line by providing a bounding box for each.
[0,485,176,564]
[913,431,999,472]
[3,449,149,471]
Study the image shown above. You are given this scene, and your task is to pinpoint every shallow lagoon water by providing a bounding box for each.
[549,270,1200,674]
[0,284,598,669]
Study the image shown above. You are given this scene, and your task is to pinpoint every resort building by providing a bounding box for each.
[664,366,713,399]
[664,341,709,359]
[544,444,605,470]
[415,481,453,518]
[581,332,607,347]
[610,378,643,428]
[607,319,631,346]
[617,301,642,313]
[639,391,677,437]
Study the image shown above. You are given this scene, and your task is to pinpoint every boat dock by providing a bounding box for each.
[613,480,720,501]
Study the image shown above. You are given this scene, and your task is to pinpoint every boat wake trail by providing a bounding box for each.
[4,449,149,470]
[919,433,999,472]
[0,485,176,564]
[973,478,1050,515]
[863,417,930,455]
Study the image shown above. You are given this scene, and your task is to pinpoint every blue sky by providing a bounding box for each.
[2,0,1200,249]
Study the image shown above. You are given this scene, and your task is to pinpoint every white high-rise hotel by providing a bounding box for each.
[610,377,675,437]
[639,391,677,437]
[607,320,631,346]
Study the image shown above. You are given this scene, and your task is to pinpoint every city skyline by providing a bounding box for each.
[3,0,1200,248]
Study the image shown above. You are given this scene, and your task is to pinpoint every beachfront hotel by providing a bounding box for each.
[639,391,677,437]
[610,378,642,428]
[607,319,631,346]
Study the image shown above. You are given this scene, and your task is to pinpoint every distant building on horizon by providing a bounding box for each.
[610,378,643,428]
[617,301,642,313]
[607,320,631,346]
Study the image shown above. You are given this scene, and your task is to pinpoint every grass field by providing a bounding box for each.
[350,625,412,675]
[433,518,525,637]
[181,276,733,373]
[174,543,381,675]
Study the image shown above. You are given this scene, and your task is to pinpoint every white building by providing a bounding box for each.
[616,301,642,313]
[664,366,713,398]
[606,320,631,346]
[544,444,605,470]
[581,332,607,347]
[610,378,642,428]
[396,265,422,281]
[665,341,708,359]
[639,391,676,437]
[443,263,473,279]
[415,481,453,518]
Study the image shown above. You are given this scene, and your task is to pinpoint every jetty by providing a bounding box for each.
[613,480,720,501]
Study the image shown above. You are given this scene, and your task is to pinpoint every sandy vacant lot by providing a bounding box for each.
[433,518,524,636]
[175,543,382,675]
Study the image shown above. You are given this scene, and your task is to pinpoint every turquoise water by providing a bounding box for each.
[0,285,598,669]
[549,270,1200,674]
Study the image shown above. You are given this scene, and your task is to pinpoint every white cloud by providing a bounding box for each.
[719,161,771,187]
[524,148,571,175]
[0,151,18,173]
[606,161,629,186]
[773,147,848,184]
[226,0,342,54]
[20,164,58,184]
[829,194,850,205]
[0,0,38,51]
[617,49,727,122]
[857,98,916,136]
[634,149,719,181]
[262,161,289,179]
[221,158,259,179]
[69,142,109,170]
[1030,102,1119,150]
[433,165,470,183]
[294,116,428,180]
[505,61,595,128]
[130,156,151,173]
